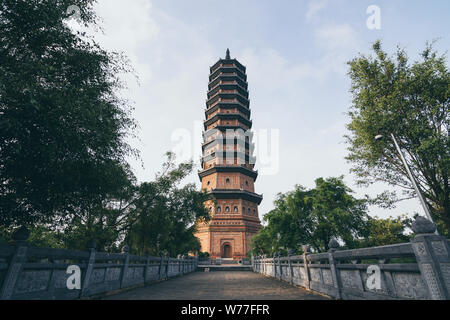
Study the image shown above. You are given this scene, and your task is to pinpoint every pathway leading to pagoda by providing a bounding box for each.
[102,271,330,300]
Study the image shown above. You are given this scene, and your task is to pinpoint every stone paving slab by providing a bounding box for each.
[102,271,331,300]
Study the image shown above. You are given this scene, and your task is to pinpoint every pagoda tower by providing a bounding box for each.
[196,49,262,261]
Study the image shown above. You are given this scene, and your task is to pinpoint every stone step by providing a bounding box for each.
[197,265,253,272]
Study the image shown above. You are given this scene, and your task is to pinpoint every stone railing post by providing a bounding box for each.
[411,217,450,300]
[0,227,30,300]
[181,255,185,275]
[80,240,97,298]
[273,252,277,278]
[328,239,343,300]
[258,256,261,273]
[264,254,267,275]
[177,255,181,275]
[158,253,164,280]
[259,256,262,274]
[144,253,151,284]
[119,245,130,289]
[288,249,294,285]
[302,245,311,290]
[278,252,282,280]
[165,253,170,279]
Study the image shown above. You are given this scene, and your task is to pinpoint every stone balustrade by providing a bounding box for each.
[252,217,450,300]
[0,231,197,300]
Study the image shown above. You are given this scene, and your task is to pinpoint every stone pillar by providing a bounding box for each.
[182,255,185,275]
[80,239,97,298]
[165,253,170,279]
[265,255,268,276]
[119,245,130,289]
[278,251,282,280]
[177,255,181,274]
[273,252,277,278]
[328,239,342,300]
[0,227,30,300]
[158,252,164,280]
[144,254,151,284]
[288,249,294,285]
[261,255,264,273]
[194,254,198,270]
[302,245,311,290]
[411,217,450,300]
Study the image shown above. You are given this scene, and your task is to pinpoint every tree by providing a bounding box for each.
[249,226,278,256]
[123,153,211,256]
[198,252,210,259]
[359,215,412,248]
[252,177,370,254]
[1,153,212,255]
[0,0,137,227]
[346,41,449,235]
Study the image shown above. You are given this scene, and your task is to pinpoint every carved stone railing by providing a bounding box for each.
[252,217,450,300]
[198,258,212,266]
[0,230,198,300]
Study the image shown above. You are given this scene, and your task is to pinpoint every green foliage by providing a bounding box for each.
[0,226,11,245]
[0,0,137,227]
[358,215,413,248]
[1,224,63,248]
[123,153,211,256]
[27,226,65,249]
[59,206,126,252]
[0,2,211,257]
[346,41,449,235]
[198,252,210,259]
[1,153,211,257]
[251,177,370,255]
[250,227,278,256]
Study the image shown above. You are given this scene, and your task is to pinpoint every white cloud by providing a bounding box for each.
[82,0,417,222]
[87,0,217,183]
[92,0,159,84]
[314,24,358,50]
[306,0,328,21]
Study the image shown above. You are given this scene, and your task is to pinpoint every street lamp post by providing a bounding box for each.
[375,133,438,235]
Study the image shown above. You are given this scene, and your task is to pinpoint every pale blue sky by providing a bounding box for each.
[88,0,449,223]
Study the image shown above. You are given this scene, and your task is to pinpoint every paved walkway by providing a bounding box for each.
[103,271,330,300]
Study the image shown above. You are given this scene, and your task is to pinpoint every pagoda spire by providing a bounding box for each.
[226,48,230,59]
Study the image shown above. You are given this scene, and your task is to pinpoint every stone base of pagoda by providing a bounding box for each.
[195,223,261,261]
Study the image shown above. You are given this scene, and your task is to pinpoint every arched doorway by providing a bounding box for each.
[222,243,232,258]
